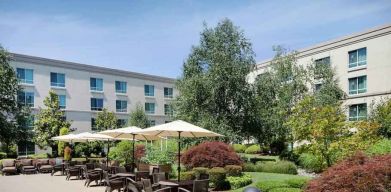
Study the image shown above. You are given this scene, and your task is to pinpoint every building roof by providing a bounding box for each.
[256,23,391,69]
[11,53,176,84]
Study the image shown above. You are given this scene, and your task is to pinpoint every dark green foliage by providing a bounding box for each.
[75,142,103,158]
[192,167,209,179]
[128,103,148,128]
[179,171,196,180]
[224,165,242,176]
[245,144,260,154]
[174,18,256,141]
[284,178,309,189]
[96,108,117,131]
[227,173,252,189]
[256,161,298,175]
[0,152,6,159]
[279,150,300,164]
[366,139,391,156]
[108,141,133,165]
[370,98,391,138]
[27,153,50,159]
[243,162,256,172]
[232,144,247,153]
[298,153,325,173]
[208,167,230,190]
[249,157,276,164]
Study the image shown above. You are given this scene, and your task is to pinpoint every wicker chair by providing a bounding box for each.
[125,178,143,192]
[198,173,209,180]
[51,158,64,176]
[36,159,53,173]
[1,159,17,175]
[20,159,36,174]
[152,172,166,188]
[178,179,209,192]
[135,171,150,181]
[141,178,171,192]
[66,166,81,180]
[103,171,125,192]
[83,167,102,187]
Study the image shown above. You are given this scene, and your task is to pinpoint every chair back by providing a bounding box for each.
[141,178,153,192]
[153,172,166,184]
[198,173,209,180]
[117,166,127,173]
[86,163,95,170]
[193,179,209,192]
[2,159,15,167]
[149,166,159,175]
[136,171,150,181]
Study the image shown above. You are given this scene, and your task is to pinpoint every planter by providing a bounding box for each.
[138,163,150,172]
[158,164,172,174]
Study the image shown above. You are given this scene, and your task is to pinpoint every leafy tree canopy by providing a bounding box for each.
[128,103,148,128]
[96,108,117,131]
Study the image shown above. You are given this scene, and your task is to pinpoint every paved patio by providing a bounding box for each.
[0,173,106,192]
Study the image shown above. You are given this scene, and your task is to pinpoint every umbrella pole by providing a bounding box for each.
[178,131,182,182]
[132,134,135,172]
[107,140,109,168]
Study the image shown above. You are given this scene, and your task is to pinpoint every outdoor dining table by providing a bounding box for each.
[115,172,136,186]
[159,180,194,192]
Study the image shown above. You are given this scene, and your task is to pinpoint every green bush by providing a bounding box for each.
[192,167,209,179]
[269,188,303,192]
[366,139,391,156]
[256,161,298,175]
[284,178,309,188]
[109,141,133,165]
[245,144,260,154]
[180,171,195,180]
[224,165,242,176]
[0,152,6,159]
[208,167,230,190]
[232,144,247,153]
[243,162,256,172]
[256,180,290,191]
[27,153,49,159]
[141,142,176,165]
[298,153,325,173]
[227,173,252,189]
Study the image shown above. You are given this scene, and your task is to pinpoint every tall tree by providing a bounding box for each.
[0,45,31,154]
[175,18,256,140]
[95,108,117,131]
[34,90,71,151]
[128,104,148,128]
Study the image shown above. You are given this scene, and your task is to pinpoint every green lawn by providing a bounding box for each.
[231,172,311,192]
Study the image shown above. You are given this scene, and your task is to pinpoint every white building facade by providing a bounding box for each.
[248,24,391,122]
[10,53,177,155]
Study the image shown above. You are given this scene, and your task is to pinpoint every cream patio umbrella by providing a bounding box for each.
[135,120,223,181]
[99,126,160,171]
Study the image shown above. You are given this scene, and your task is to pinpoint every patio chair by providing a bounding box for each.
[116,166,127,173]
[135,171,150,181]
[66,166,81,180]
[125,163,136,173]
[36,159,53,173]
[1,159,17,175]
[86,163,95,170]
[83,166,103,187]
[125,178,143,192]
[103,171,125,192]
[51,158,64,176]
[152,172,166,188]
[198,173,209,180]
[141,178,172,192]
[178,179,209,192]
[19,159,36,174]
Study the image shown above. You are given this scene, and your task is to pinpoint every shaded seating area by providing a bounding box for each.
[1,159,17,175]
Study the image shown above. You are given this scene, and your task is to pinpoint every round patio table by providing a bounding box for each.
[159,180,193,192]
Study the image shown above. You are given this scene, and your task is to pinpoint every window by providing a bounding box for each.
[145,103,155,114]
[164,87,173,98]
[17,91,34,107]
[165,121,171,124]
[147,120,156,127]
[349,76,367,95]
[24,116,34,130]
[314,57,330,79]
[91,118,97,130]
[58,95,66,109]
[164,104,173,116]
[17,141,35,156]
[144,85,154,96]
[91,98,103,111]
[116,100,127,112]
[117,119,128,128]
[115,81,127,93]
[90,78,103,91]
[315,83,322,92]
[16,68,33,84]
[50,72,65,87]
[349,103,367,121]
[349,48,367,68]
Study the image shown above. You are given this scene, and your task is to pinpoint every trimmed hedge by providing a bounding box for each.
[284,178,309,189]
[256,161,298,175]
[298,153,325,173]
[0,152,6,159]
[208,167,230,190]
[179,171,195,180]
[250,157,276,164]
[269,188,303,192]
[224,165,242,176]
[245,145,260,154]
[243,162,256,172]
[192,167,209,179]
[256,180,290,191]
[227,173,252,189]
[232,144,247,153]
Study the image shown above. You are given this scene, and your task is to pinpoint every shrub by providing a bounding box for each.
[142,142,176,165]
[243,162,256,172]
[227,173,252,189]
[306,152,391,192]
[179,171,195,180]
[279,150,300,164]
[250,157,276,164]
[181,141,242,168]
[208,167,230,190]
[0,152,6,159]
[224,165,242,176]
[256,180,289,191]
[109,141,133,165]
[366,139,391,156]
[269,188,303,192]
[256,161,298,175]
[27,153,49,159]
[57,127,69,156]
[192,167,209,179]
[284,178,309,189]
[232,144,247,153]
[64,146,72,161]
[298,153,325,173]
[245,144,260,154]
[135,144,146,160]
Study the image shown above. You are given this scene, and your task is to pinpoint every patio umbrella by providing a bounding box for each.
[135,120,223,181]
[99,126,160,171]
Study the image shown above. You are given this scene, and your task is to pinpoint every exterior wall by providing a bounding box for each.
[249,24,391,117]
[10,54,177,154]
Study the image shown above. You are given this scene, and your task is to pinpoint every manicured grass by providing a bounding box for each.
[231,172,310,192]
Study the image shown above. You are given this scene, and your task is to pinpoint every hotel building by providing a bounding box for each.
[10,53,177,155]
[248,24,391,121]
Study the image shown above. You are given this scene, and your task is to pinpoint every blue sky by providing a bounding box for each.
[0,0,390,78]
